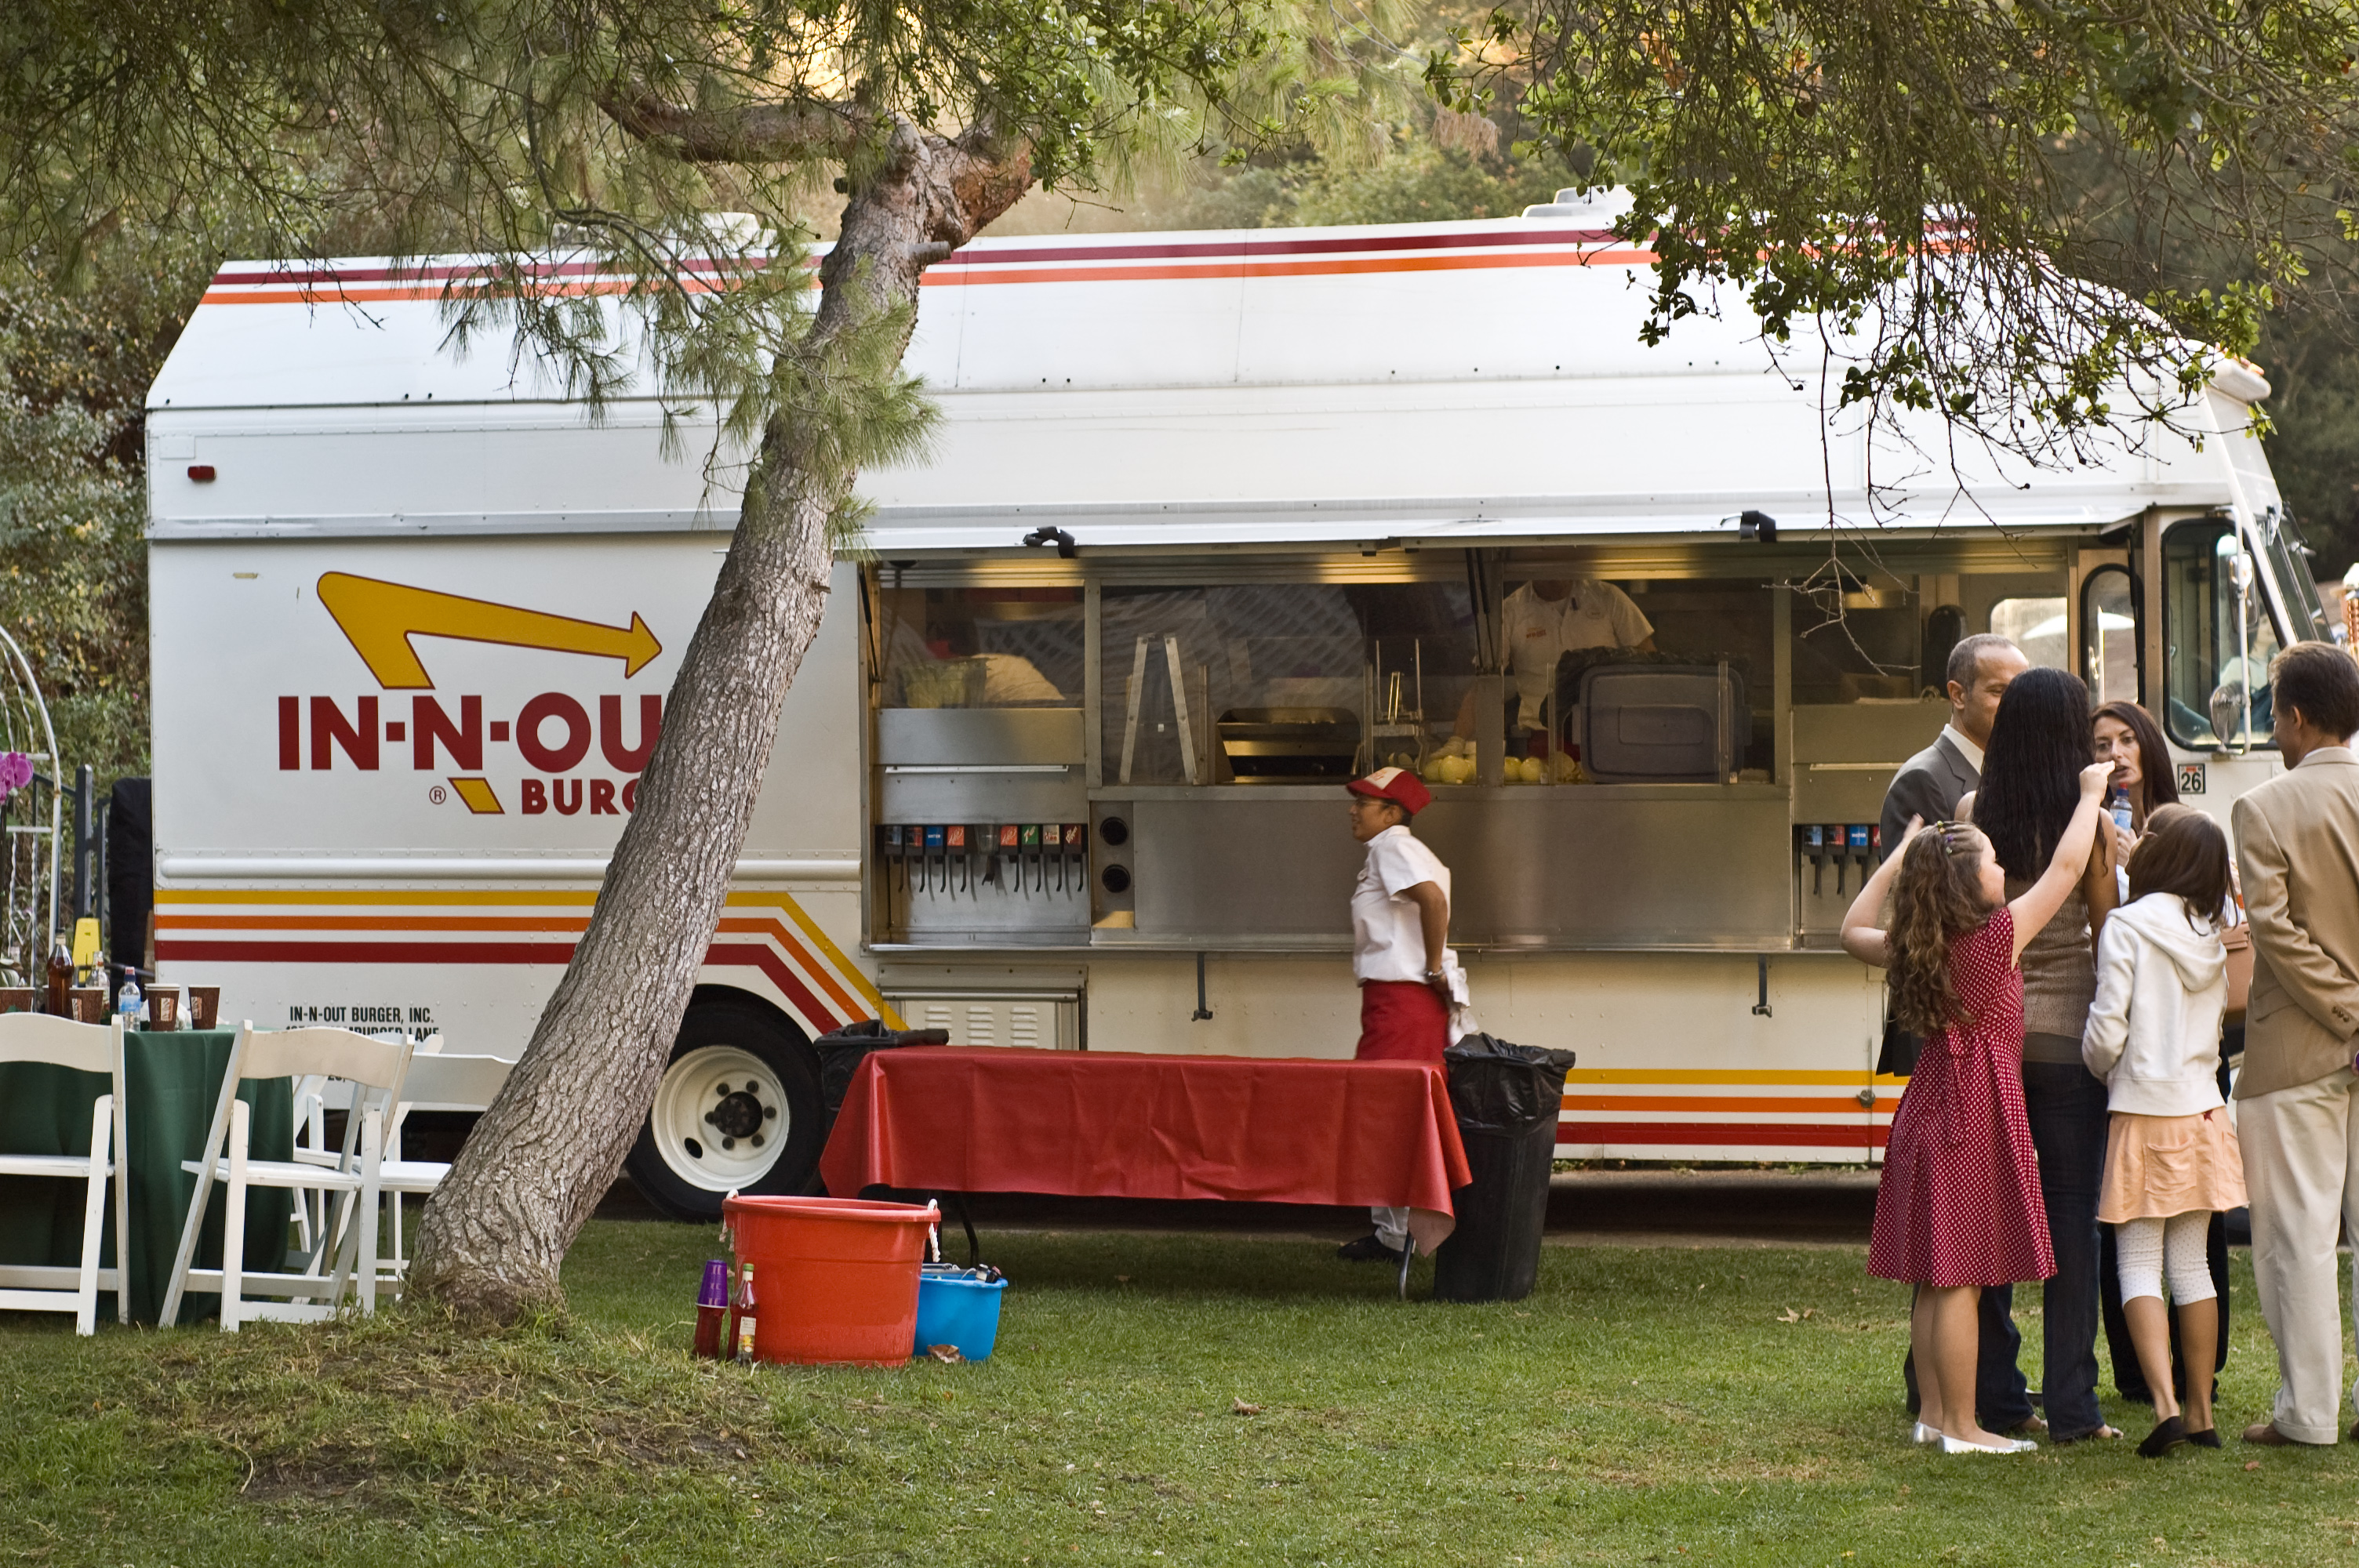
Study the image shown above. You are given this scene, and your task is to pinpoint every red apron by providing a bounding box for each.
[1354,980,1448,1062]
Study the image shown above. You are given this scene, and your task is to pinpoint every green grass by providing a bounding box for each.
[5,1220,2358,1566]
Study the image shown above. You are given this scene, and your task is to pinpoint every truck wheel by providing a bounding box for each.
[623,997,823,1221]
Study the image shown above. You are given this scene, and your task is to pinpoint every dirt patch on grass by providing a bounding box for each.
[118,1309,798,1510]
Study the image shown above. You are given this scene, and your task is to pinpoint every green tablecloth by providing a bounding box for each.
[0,1028,293,1325]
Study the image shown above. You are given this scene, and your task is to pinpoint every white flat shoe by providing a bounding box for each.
[1941,1433,2037,1454]
[1912,1422,1940,1445]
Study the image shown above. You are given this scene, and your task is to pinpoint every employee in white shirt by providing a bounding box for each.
[1338,766,1462,1263]
[1454,577,1656,745]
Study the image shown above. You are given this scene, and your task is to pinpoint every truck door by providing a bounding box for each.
[2144,512,2317,811]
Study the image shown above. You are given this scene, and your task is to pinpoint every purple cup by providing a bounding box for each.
[698,1258,731,1309]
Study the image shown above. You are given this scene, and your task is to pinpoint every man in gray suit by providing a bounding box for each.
[1881,630,2031,1429]
[2233,642,2359,1446]
[1879,633,2031,854]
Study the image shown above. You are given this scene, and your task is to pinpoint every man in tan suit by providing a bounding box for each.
[2234,641,2359,1446]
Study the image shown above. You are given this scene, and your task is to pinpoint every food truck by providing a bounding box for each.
[144,205,2328,1217]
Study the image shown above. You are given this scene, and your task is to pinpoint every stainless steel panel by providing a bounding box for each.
[1132,786,1795,949]
[877,706,1084,764]
[884,854,1091,943]
[1788,702,1947,822]
[1135,797,1361,936]
[879,771,1087,821]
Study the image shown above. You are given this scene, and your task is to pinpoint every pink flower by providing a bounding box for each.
[0,753,32,794]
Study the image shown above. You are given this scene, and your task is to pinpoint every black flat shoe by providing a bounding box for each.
[1336,1234,1404,1264]
[2138,1416,2188,1458]
[2186,1427,2221,1448]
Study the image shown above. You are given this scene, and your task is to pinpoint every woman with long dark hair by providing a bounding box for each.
[2094,700,2181,851]
[1961,666,2122,1443]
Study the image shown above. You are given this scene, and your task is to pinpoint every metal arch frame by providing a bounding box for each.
[0,621,63,975]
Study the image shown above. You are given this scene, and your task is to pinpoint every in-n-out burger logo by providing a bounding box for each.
[282,573,665,816]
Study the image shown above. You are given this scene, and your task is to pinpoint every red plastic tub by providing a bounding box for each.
[721,1195,940,1366]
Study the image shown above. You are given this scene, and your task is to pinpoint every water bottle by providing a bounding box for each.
[115,969,144,1031]
[2109,787,2135,837]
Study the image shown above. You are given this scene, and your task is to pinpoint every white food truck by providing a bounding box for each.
[144,205,2327,1217]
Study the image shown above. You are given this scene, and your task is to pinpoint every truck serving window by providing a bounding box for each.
[1990,596,2070,670]
[2079,565,2138,706]
[1099,583,1478,786]
[2161,518,2282,750]
[874,586,1083,709]
[1789,579,1921,703]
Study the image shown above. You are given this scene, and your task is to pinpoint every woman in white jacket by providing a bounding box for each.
[2082,805,2246,1457]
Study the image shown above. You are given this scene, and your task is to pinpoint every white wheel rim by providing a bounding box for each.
[650,1044,791,1192]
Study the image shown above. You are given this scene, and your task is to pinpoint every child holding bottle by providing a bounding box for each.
[1841,759,2114,1454]
[2081,804,2245,1456]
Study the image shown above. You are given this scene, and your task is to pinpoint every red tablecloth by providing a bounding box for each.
[820,1048,1472,1251]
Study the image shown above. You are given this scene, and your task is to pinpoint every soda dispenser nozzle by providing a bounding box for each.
[1797,824,1829,898]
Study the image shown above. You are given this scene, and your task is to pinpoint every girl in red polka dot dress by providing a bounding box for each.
[1843,759,2114,1454]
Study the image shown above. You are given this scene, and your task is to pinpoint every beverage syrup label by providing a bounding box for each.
[1020,825,1041,847]
[998,824,1020,848]
[923,825,946,849]
[1063,823,1085,848]
[947,824,967,849]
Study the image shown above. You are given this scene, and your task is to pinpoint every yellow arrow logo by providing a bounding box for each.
[316,573,663,690]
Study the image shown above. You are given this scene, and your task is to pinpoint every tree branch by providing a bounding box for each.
[597,89,867,163]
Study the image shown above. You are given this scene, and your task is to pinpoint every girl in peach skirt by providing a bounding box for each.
[2081,805,2246,1457]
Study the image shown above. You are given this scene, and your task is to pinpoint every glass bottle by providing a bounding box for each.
[45,937,72,1017]
[693,1259,730,1359]
[732,1263,758,1364]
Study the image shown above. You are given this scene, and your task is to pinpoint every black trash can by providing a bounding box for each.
[1432,1033,1575,1303]
[813,1018,950,1139]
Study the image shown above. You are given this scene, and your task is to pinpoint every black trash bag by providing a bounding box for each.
[1441,1033,1576,1135]
[1434,1033,1575,1304]
[815,1018,951,1121]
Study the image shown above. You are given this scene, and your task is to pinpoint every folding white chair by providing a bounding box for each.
[286,1033,439,1255]
[380,1052,514,1282]
[0,1014,129,1334]
[158,1023,413,1330]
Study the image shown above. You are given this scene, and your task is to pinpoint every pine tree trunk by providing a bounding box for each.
[408,117,1029,1322]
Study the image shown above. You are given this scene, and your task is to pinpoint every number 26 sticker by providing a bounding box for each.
[2177,762,2207,795]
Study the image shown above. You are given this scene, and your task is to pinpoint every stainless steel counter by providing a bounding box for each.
[1104,783,1794,951]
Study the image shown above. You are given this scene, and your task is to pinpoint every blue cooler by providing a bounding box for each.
[913,1265,1007,1360]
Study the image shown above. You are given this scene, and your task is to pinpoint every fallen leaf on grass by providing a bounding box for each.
[928,1345,964,1364]
[1774,1308,1816,1323]
[2245,1460,2262,1471]
[1232,1399,1262,1417]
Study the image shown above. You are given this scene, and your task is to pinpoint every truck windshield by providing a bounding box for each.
[2161,518,2282,750]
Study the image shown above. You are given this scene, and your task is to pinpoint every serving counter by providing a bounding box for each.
[1103,783,1793,950]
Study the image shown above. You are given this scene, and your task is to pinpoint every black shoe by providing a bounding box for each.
[2138,1416,2188,1458]
[1336,1234,1405,1264]
[2187,1427,2221,1448]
